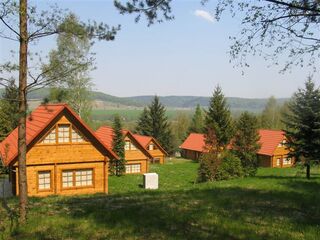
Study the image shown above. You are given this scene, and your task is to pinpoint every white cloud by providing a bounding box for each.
[194,10,215,23]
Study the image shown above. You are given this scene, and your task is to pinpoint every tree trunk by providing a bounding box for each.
[306,162,311,180]
[18,0,28,224]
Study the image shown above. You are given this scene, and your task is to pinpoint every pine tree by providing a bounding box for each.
[0,79,19,141]
[283,79,320,179]
[188,104,204,134]
[233,112,260,176]
[112,115,126,176]
[136,96,174,154]
[135,107,151,135]
[205,85,234,150]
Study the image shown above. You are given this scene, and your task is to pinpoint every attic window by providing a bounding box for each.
[58,124,70,143]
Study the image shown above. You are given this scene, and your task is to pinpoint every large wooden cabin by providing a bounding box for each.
[180,130,294,168]
[0,104,117,197]
[133,134,167,164]
[95,126,152,174]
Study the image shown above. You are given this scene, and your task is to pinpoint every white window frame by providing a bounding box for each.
[58,124,70,143]
[38,171,51,191]
[125,164,141,174]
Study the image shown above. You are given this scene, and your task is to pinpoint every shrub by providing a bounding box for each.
[217,151,244,180]
[198,151,243,182]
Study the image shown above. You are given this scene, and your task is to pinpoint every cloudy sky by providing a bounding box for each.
[0,0,319,98]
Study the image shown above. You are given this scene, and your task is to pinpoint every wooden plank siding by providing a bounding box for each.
[12,113,111,197]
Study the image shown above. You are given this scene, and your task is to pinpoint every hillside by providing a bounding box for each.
[0,88,289,112]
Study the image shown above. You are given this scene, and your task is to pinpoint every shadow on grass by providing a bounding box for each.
[8,179,319,240]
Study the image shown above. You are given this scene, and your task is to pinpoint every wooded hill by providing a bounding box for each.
[0,88,289,112]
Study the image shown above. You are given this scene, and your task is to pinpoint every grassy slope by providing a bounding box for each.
[1,160,319,240]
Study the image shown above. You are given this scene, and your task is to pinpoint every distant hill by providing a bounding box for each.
[0,88,289,112]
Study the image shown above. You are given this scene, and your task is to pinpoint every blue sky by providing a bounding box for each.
[0,0,318,98]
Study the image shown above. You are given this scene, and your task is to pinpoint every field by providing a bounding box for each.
[91,109,193,122]
[1,159,319,240]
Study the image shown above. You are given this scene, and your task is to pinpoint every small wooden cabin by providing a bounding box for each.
[257,129,294,168]
[95,126,152,174]
[180,130,294,168]
[133,134,167,164]
[0,104,117,197]
[180,133,207,161]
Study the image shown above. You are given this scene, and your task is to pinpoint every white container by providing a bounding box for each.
[143,173,159,189]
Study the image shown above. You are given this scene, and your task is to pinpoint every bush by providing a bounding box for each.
[198,151,243,182]
[236,151,258,177]
[217,152,244,180]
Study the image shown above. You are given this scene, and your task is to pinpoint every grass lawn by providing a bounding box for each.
[1,159,320,240]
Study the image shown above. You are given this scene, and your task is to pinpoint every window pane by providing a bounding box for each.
[125,141,130,150]
[75,169,93,186]
[41,129,56,144]
[58,125,70,143]
[38,171,51,190]
[72,127,85,143]
[62,171,73,188]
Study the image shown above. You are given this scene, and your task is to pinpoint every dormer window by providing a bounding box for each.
[148,144,154,150]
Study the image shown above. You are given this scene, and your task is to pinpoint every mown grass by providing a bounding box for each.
[1,159,319,240]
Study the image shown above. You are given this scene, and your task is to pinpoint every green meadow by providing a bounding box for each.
[1,159,319,240]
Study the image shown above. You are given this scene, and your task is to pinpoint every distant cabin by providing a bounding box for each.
[0,104,117,197]
[133,134,167,164]
[180,130,294,168]
[95,126,152,174]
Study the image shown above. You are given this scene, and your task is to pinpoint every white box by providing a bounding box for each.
[143,173,158,189]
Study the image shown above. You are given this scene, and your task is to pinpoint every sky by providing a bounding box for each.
[0,0,319,98]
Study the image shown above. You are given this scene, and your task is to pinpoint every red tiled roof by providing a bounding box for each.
[180,130,285,157]
[0,104,118,166]
[95,126,153,158]
[180,133,208,153]
[133,135,152,148]
[258,129,285,156]
[133,134,168,156]
[95,126,114,149]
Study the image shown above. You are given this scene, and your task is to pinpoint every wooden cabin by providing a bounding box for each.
[257,129,294,168]
[180,130,294,168]
[180,133,207,161]
[0,104,117,197]
[95,126,152,174]
[133,134,167,164]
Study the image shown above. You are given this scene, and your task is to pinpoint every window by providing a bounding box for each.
[148,144,154,151]
[58,124,70,143]
[125,141,130,150]
[283,157,292,165]
[38,171,51,191]
[41,129,56,144]
[75,170,93,187]
[125,164,141,174]
[278,140,286,147]
[72,127,85,143]
[276,158,281,166]
[152,158,160,163]
[62,169,93,188]
[62,171,73,188]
